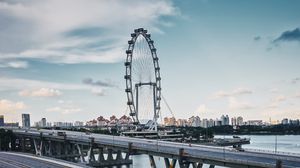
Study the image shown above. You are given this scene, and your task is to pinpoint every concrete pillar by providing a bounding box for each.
[276,160,282,168]
[170,159,177,168]
[76,144,85,163]
[164,158,170,168]
[87,146,95,163]
[107,148,114,161]
[98,147,105,162]
[21,138,25,152]
[116,150,123,160]
[125,152,130,160]
[192,163,203,168]
[33,139,43,156]
[149,155,156,168]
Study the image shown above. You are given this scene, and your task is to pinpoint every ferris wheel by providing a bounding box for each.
[124,28,161,131]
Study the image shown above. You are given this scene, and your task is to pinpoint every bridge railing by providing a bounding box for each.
[244,148,300,157]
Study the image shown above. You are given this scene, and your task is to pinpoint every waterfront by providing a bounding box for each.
[132,135,300,168]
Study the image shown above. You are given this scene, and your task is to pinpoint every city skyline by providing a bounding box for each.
[0,0,300,123]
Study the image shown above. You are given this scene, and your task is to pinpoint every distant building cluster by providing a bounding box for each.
[281,118,300,125]
[33,118,84,128]
[0,113,299,129]
[86,115,133,127]
[164,115,231,128]
[164,115,300,128]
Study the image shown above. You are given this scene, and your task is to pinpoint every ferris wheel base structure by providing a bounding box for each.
[125,28,162,131]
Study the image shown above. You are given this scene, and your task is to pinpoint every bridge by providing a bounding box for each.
[3,127,300,168]
[0,152,90,168]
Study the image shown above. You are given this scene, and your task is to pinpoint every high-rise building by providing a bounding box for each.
[231,117,237,126]
[237,116,243,126]
[41,118,47,127]
[281,118,289,125]
[221,115,230,125]
[0,115,4,126]
[22,114,30,128]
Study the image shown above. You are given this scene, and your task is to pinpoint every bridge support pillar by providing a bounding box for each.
[107,148,114,161]
[192,162,203,168]
[98,147,105,162]
[116,150,123,160]
[171,159,177,168]
[164,158,170,167]
[276,160,282,168]
[149,155,156,168]
[87,146,95,163]
[33,139,43,156]
[20,137,25,152]
[76,144,85,163]
[179,148,190,168]
[45,140,52,156]
[164,158,177,168]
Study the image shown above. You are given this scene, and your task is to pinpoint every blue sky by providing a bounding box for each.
[0,0,299,124]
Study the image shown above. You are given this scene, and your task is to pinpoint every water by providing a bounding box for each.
[131,135,300,168]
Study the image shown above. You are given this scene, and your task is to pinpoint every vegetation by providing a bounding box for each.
[205,125,300,135]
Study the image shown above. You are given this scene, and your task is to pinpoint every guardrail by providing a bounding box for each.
[244,148,300,157]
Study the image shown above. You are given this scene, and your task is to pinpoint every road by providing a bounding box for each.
[0,152,89,168]
[9,128,300,167]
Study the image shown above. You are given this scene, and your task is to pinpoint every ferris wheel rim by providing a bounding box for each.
[124,28,161,125]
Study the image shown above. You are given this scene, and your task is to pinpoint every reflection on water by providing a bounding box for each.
[131,135,300,168]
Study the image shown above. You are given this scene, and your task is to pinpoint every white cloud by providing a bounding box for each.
[232,88,253,95]
[0,99,27,122]
[46,106,81,114]
[0,60,28,69]
[273,95,286,102]
[0,0,179,65]
[0,76,88,91]
[0,99,26,112]
[19,88,62,97]
[46,100,81,114]
[267,95,287,109]
[211,87,253,99]
[196,104,208,113]
[228,97,254,110]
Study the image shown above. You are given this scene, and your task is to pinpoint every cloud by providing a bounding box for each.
[196,104,208,113]
[228,97,254,110]
[0,0,179,65]
[0,99,26,112]
[91,88,105,96]
[46,106,81,114]
[0,60,28,69]
[0,76,90,92]
[82,77,116,87]
[273,95,286,102]
[211,87,253,99]
[267,95,287,109]
[254,36,261,41]
[0,99,27,122]
[19,88,62,97]
[273,28,300,43]
[291,77,300,84]
[46,100,81,114]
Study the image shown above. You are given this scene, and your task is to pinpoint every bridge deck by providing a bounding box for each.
[0,152,90,168]
[6,128,300,168]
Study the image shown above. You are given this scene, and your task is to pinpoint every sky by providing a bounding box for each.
[0,0,300,124]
